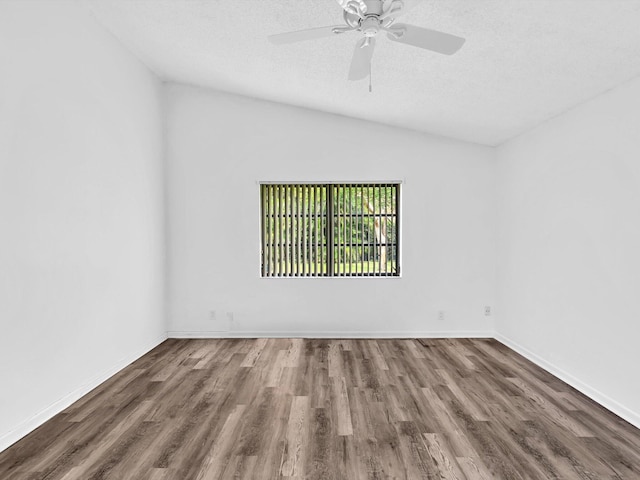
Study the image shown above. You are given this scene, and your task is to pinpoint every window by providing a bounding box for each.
[260,183,400,277]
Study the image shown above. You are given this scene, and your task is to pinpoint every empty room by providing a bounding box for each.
[1,0,640,478]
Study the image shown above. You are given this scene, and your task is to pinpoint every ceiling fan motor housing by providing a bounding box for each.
[363,0,384,15]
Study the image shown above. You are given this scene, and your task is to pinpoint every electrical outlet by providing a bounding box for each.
[484,306,491,316]
[438,310,445,321]
[226,312,234,329]
[208,310,229,332]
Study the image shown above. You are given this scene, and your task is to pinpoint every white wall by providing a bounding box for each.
[166,85,496,337]
[496,77,640,427]
[0,1,165,450]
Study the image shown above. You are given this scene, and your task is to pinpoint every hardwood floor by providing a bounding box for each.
[1,338,639,479]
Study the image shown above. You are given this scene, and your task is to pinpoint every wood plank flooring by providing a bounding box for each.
[1,338,639,479]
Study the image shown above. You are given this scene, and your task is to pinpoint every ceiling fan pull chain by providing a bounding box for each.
[369,62,373,93]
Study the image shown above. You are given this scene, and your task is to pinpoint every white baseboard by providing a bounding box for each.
[167,330,493,339]
[0,333,168,453]
[495,333,640,430]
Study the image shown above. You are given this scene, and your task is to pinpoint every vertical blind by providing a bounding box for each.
[261,183,400,277]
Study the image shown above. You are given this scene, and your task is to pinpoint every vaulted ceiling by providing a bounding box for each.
[85,0,640,146]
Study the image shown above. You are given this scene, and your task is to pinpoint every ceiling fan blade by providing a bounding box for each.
[348,37,376,81]
[387,23,465,55]
[269,25,346,45]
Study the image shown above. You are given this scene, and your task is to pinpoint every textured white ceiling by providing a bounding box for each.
[85,0,640,146]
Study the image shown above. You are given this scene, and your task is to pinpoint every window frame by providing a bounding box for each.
[259,181,402,278]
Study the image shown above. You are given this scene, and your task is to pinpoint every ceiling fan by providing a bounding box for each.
[269,0,465,81]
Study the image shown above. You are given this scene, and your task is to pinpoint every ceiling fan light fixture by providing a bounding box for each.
[361,16,381,37]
